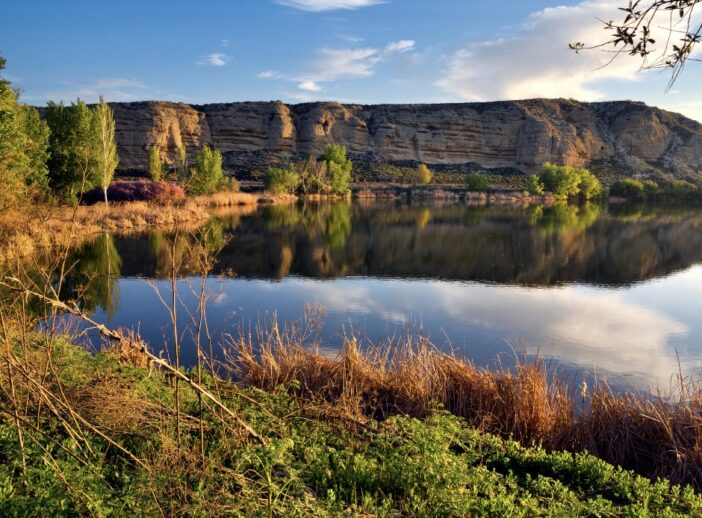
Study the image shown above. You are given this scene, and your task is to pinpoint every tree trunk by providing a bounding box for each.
[103,185,109,209]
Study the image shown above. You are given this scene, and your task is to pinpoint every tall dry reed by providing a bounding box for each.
[224,329,702,488]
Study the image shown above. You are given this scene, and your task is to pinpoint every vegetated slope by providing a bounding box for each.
[1,338,701,516]
[107,98,702,182]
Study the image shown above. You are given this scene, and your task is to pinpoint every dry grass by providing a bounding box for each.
[191,191,296,207]
[0,191,295,265]
[225,330,702,488]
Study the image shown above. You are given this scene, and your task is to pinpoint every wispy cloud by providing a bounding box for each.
[255,39,416,99]
[437,1,646,101]
[302,39,415,82]
[257,70,282,79]
[276,0,383,12]
[199,52,230,67]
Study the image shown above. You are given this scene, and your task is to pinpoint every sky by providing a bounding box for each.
[2,0,701,121]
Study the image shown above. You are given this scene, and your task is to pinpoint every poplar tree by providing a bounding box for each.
[94,97,119,207]
[147,145,162,182]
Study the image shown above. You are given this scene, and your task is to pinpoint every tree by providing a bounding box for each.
[321,144,352,195]
[46,99,98,201]
[0,56,50,210]
[571,1,701,88]
[415,163,432,185]
[465,172,489,191]
[94,97,119,207]
[187,146,227,195]
[147,145,162,182]
[539,163,603,201]
[175,145,188,180]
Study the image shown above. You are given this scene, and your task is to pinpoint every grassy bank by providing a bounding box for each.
[0,191,295,265]
[1,335,701,516]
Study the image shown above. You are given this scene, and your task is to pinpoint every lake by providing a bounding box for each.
[59,201,702,392]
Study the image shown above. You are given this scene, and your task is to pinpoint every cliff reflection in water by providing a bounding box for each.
[103,201,702,286]
[59,201,702,389]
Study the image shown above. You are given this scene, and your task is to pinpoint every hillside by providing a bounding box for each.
[106,99,702,182]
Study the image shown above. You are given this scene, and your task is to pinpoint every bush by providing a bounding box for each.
[465,172,489,191]
[526,175,544,195]
[186,146,228,195]
[82,180,185,204]
[662,180,700,200]
[642,179,659,198]
[609,179,645,200]
[264,165,301,194]
[415,164,432,185]
[539,163,602,200]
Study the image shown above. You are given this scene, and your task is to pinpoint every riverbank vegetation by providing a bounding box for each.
[264,144,353,196]
[0,318,701,515]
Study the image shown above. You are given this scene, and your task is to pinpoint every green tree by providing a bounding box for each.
[0,56,50,209]
[321,144,352,195]
[415,163,432,185]
[539,163,602,201]
[175,144,188,180]
[465,172,489,191]
[526,174,544,195]
[94,97,119,207]
[187,145,227,195]
[577,168,603,200]
[46,99,98,201]
[147,145,162,182]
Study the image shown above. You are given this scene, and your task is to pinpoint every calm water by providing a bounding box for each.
[60,201,702,391]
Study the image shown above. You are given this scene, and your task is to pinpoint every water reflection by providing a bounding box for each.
[53,201,702,390]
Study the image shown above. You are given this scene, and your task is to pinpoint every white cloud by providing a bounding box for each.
[199,52,229,67]
[276,0,383,12]
[298,80,322,92]
[257,70,281,79]
[302,39,415,82]
[437,1,653,101]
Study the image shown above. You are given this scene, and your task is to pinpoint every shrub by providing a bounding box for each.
[662,180,700,200]
[539,163,602,200]
[609,179,645,200]
[186,146,228,195]
[415,164,432,185]
[264,165,301,194]
[465,172,489,191]
[526,175,544,195]
[642,179,659,198]
[82,180,184,204]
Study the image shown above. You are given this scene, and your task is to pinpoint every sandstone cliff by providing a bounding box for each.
[109,99,702,181]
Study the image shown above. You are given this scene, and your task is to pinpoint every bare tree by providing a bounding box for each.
[571,0,701,88]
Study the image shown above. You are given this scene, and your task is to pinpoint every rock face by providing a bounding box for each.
[109,99,702,181]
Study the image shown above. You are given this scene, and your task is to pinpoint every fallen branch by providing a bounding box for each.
[1,278,265,445]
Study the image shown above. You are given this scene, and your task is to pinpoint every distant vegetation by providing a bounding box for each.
[537,163,603,201]
[415,163,432,185]
[264,143,352,196]
[610,178,702,203]
[464,172,489,191]
[0,55,239,211]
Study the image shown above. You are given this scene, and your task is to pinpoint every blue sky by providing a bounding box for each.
[2,0,701,121]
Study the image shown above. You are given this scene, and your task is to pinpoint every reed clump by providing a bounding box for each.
[226,330,702,489]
